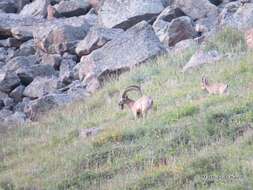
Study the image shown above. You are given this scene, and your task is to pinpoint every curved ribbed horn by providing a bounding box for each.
[122,85,142,98]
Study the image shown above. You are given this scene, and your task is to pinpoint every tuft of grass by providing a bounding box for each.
[204,27,247,53]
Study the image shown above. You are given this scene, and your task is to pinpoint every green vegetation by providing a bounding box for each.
[0,28,253,190]
[204,27,247,53]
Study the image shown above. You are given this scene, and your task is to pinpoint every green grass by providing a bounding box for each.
[1,28,253,190]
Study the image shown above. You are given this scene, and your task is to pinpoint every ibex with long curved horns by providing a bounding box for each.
[118,85,153,119]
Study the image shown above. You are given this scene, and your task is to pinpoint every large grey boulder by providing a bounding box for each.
[33,16,91,54]
[54,0,91,17]
[98,0,165,29]
[4,56,39,73]
[3,55,56,86]
[173,0,218,20]
[0,0,17,13]
[20,0,49,18]
[23,76,62,98]
[153,6,185,35]
[79,21,165,80]
[233,3,253,29]
[4,111,26,126]
[0,47,7,62]
[0,38,22,48]
[17,0,32,12]
[182,50,222,72]
[24,93,73,120]
[41,54,62,70]
[59,59,76,85]
[9,85,25,102]
[219,2,253,29]
[0,13,44,40]
[155,16,197,46]
[14,39,36,57]
[0,71,20,93]
[76,27,124,56]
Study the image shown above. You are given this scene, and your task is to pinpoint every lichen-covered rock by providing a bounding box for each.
[79,21,165,80]
[20,0,49,18]
[24,93,73,120]
[54,0,91,17]
[76,27,123,56]
[155,16,197,46]
[0,71,20,93]
[33,16,91,54]
[23,76,63,98]
[98,0,165,29]
[173,0,218,20]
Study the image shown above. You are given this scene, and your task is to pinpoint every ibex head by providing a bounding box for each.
[118,85,142,110]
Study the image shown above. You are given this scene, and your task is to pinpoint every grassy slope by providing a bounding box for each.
[1,28,253,190]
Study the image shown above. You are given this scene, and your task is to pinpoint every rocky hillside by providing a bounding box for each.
[0,0,253,189]
[0,0,253,126]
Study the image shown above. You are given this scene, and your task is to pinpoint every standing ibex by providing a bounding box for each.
[201,76,228,95]
[118,85,153,119]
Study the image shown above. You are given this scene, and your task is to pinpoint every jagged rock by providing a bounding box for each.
[0,0,17,13]
[233,3,253,29]
[20,0,49,18]
[62,53,78,61]
[14,97,30,112]
[98,0,165,29]
[4,111,26,126]
[182,50,222,72]
[0,71,20,93]
[3,97,15,110]
[9,85,25,102]
[24,93,73,120]
[153,6,185,38]
[23,76,63,98]
[172,39,198,54]
[79,21,165,80]
[209,0,223,6]
[59,80,89,100]
[17,0,32,12]
[0,109,13,120]
[14,39,36,57]
[0,38,22,48]
[16,64,57,86]
[155,16,197,46]
[0,100,4,110]
[41,54,62,70]
[0,47,7,62]
[0,13,44,40]
[0,61,4,69]
[59,59,76,84]
[73,62,82,80]
[219,1,253,29]
[33,16,91,54]
[76,27,123,56]
[4,55,39,74]
[0,91,8,109]
[173,0,218,20]
[54,0,91,17]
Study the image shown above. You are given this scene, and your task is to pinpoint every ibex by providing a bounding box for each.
[201,76,228,95]
[118,85,153,119]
